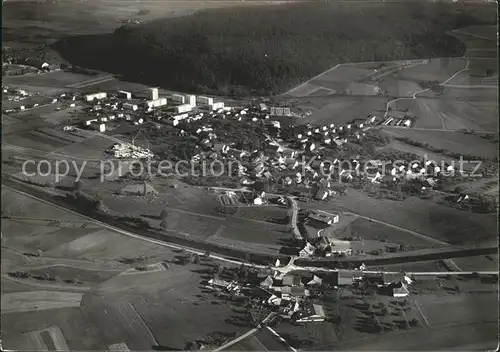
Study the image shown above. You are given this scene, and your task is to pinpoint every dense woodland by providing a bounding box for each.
[54,2,496,96]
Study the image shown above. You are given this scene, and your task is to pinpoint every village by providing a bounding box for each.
[202,259,415,333]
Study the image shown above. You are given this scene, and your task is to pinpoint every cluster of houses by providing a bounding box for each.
[61,86,450,198]
[364,158,457,191]
[380,111,413,128]
[206,267,414,325]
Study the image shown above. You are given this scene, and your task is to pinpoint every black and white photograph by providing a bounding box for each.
[1,0,498,350]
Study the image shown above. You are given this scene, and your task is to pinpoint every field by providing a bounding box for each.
[27,265,121,284]
[417,292,497,327]
[3,71,108,88]
[334,217,444,250]
[301,188,498,246]
[1,186,256,351]
[1,291,84,314]
[291,95,388,125]
[393,58,466,83]
[381,128,498,159]
[459,25,498,41]
[276,275,498,351]
[390,95,498,131]
[451,255,498,272]
[2,326,70,351]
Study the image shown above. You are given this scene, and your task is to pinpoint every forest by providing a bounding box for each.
[53,1,497,96]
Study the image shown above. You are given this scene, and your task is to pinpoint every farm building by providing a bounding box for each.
[281,274,303,287]
[24,58,50,69]
[85,92,107,102]
[260,276,274,288]
[307,212,339,226]
[89,123,106,133]
[280,286,310,297]
[328,239,352,256]
[120,182,158,196]
[319,271,355,287]
[392,282,410,297]
[299,242,316,258]
[117,91,132,99]
[306,275,323,286]
[291,303,326,323]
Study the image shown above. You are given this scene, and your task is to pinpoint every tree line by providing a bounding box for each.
[53,1,496,96]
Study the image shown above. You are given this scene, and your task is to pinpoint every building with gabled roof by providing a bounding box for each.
[291,303,326,323]
[260,276,274,288]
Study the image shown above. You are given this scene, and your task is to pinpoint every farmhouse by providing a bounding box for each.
[280,286,310,297]
[260,276,274,288]
[281,274,303,287]
[319,271,354,287]
[299,242,316,258]
[306,275,323,286]
[392,282,410,297]
[328,239,352,256]
[307,212,339,226]
[120,182,157,196]
[291,303,326,323]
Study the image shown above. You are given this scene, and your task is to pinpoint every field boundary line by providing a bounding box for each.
[266,326,298,352]
[381,125,497,134]
[413,300,430,328]
[1,273,91,292]
[213,328,258,352]
[452,29,495,42]
[2,184,268,269]
[282,64,342,95]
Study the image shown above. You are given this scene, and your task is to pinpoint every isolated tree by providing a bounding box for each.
[96,200,107,213]
[160,209,168,229]
[231,270,239,282]
[193,254,200,264]
[74,180,84,192]
[203,251,211,259]
[214,264,224,275]
[160,209,168,220]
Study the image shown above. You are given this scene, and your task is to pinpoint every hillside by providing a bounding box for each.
[53,1,497,96]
